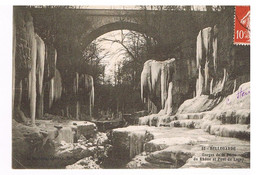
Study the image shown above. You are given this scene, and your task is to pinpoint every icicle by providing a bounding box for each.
[54,49,57,68]
[166,82,173,115]
[204,60,210,94]
[220,68,227,92]
[196,30,203,69]
[49,78,54,109]
[196,27,219,96]
[28,71,32,100]
[76,101,80,120]
[160,64,167,109]
[30,36,37,126]
[27,18,35,101]
[45,45,57,81]
[196,30,203,96]
[129,132,145,159]
[35,34,45,96]
[73,72,79,95]
[160,58,175,109]
[212,35,218,73]
[150,61,161,95]
[46,45,58,109]
[83,74,95,118]
[49,68,62,109]
[35,34,45,118]
[54,69,62,101]
[202,27,212,59]
[141,59,177,114]
[140,69,146,103]
[89,75,94,118]
[23,12,37,125]
[141,60,152,103]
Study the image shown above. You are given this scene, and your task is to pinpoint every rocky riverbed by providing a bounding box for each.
[12,83,250,169]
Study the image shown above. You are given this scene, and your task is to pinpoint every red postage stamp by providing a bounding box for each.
[234,6,250,45]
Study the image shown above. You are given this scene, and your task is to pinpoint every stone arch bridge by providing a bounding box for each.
[30,8,221,59]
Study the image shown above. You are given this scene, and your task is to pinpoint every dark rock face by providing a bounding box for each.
[14,9,34,81]
[195,25,249,98]
[13,9,36,123]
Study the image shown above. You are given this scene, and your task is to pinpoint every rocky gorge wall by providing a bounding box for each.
[177,8,250,115]
[14,8,44,124]
[12,7,94,124]
[13,8,61,124]
[140,7,250,117]
[13,7,95,124]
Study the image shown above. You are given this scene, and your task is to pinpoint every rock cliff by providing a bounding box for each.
[13,9,95,123]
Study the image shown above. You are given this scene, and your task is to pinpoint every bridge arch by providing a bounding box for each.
[81,21,160,48]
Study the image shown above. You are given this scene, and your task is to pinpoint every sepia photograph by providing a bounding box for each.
[11,5,250,169]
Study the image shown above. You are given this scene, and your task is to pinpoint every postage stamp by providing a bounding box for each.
[234,6,250,45]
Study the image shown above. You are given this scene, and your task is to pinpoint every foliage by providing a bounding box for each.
[84,29,158,116]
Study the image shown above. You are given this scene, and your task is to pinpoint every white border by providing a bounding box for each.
[1,1,259,175]
[0,0,253,6]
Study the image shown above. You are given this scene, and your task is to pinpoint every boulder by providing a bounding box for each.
[111,126,154,160]
[144,145,194,168]
[54,141,95,164]
[69,121,97,140]
[12,119,99,168]
[12,120,56,168]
